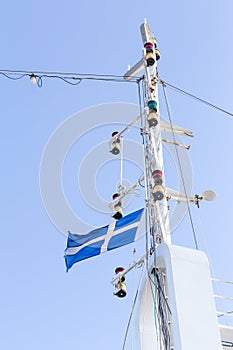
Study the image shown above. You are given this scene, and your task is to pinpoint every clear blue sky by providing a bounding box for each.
[1,1,233,349]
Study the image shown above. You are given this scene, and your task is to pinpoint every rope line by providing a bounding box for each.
[121,264,145,350]
[161,82,199,250]
[160,79,233,117]
[0,68,232,119]
[137,79,152,268]
[0,69,138,87]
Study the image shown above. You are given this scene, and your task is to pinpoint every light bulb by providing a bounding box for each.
[30,74,37,85]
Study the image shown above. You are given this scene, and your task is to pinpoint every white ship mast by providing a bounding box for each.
[139,20,171,246]
[121,20,223,350]
[125,20,172,247]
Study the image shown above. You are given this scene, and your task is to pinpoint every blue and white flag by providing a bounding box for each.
[64,208,144,271]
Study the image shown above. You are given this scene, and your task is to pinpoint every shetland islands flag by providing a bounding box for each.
[64,208,144,271]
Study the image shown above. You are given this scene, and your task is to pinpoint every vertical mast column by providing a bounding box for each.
[140,21,171,244]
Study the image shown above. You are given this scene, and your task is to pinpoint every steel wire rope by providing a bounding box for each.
[160,79,233,118]
[0,72,29,80]
[131,248,136,350]
[160,79,232,323]
[121,263,146,350]
[0,67,233,118]
[122,79,158,349]
[137,78,155,266]
[193,209,215,273]
[0,69,138,85]
[39,75,82,86]
[140,77,157,256]
[124,80,145,324]
[161,82,199,250]
[137,79,150,270]
[0,69,138,79]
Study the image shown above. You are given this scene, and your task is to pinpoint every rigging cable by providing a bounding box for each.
[0,69,138,79]
[161,81,199,250]
[140,76,159,254]
[121,264,146,350]
[0,69,138,87]
[0,68,232,119]
[137,78,151,271]
[160,79,233,118]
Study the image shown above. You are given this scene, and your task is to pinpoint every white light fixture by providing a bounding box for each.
[30,74,37,85]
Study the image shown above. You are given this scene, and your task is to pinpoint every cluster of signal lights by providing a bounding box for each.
[110,36,163,297]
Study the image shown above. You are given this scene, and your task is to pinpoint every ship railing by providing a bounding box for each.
[211,278,233,326]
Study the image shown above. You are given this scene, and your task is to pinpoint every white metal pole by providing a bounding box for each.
[140,22,171,244]
[119,137,123,194]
